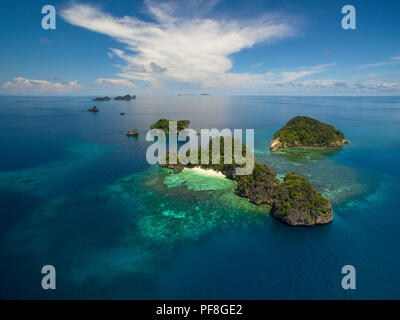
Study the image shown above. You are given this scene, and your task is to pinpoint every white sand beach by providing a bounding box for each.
[187,167,226,178]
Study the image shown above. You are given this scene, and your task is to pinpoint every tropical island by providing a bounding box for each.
[91,95,136,101]
[150,119,190,134]
[125,129,139,136]
[88,106,99,112]
[159,136,333,226]
[114,95,136,101]
[270,116,350,151]
[92,96,111,101]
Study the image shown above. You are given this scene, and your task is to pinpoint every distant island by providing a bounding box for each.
[160,136,333,226]
[150,119,190,134]
[91,95,136,101]
[270,116,350,151]
[125,129,139,136]
[92,96,111,101]
[88,106,99,112]
[177,93,211,96]
[114,95,136,101]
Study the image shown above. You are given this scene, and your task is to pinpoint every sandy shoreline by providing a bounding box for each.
[186,167,226,178]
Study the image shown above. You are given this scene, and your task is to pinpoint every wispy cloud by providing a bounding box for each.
[290,78,400,93]
[60,1,398,94]
[185,63,333,89]
[250,62,264,68]
[61,1,299,89]
[1,77,83,94]
[97,78,136,88]
[357,61,393,70]
[356,56,400,69]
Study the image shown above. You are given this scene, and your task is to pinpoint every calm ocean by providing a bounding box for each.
[0,95,399,299]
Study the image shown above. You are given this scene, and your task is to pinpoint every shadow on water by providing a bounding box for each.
[271,146,343,163]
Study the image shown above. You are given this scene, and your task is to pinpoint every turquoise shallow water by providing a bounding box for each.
[0,95,400,299]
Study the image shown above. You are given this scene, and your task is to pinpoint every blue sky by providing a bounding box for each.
[1,0,399,95]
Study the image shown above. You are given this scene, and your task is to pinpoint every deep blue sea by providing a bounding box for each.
[0,95,399,299]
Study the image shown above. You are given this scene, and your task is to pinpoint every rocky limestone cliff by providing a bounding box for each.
[270,173,333,226]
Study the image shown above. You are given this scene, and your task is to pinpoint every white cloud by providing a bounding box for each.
[277,64,334,82]
[198,63,334,88]
[60,1,399,95]
[357,56,400,70]
[356,61,393,70]
[97,78,136,88]
[250,62,264,68]
[292,79,400,92]
[1,77,83,94]
[61,1,299,89]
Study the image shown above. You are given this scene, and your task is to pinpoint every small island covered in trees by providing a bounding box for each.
[270,116,350,151]
[92,96,111,101]
[150,119,190,134]
[160,135,333,226]
[114,95,136,101]
[92,95,136,101]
